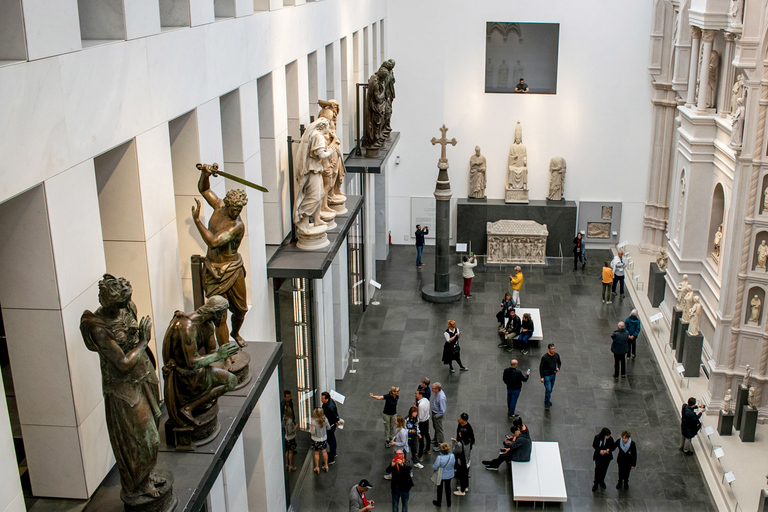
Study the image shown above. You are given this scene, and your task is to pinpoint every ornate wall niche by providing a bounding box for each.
[752,231,768,272]
[708,183,725,265]
[745,286,766,325]
[760,174,768,215]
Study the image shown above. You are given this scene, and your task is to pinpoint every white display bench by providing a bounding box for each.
[511,441,567,505]
[515,308,544,347]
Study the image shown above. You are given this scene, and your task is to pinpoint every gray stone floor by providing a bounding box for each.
[293,245,717,512]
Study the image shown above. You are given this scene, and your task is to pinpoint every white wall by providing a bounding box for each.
[385,0,654,246]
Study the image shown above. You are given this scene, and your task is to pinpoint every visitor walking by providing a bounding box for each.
[680,397,705,455]
[503,359,530,418]
[432,443,456,507]
[591,427,615,491]
[625,309,641,359]
[282,405,297,472]
[611,250,627,299]
[509,266,524,306]
[539,344,561,409]
[442,320,468,373]
[386,450,413,512]
[415,224,429,267]
[611,321,629,379]
[452,413,475,495]
[615,430,637,489]
[458,254,477,298]
[573,232,585,271]
[369,386,399,446]
[601,261,614,303]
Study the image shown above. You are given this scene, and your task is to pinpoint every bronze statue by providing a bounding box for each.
[381,59,396,138]
[80,275,176,511]
[162,296,239,447]
[362,68,387,155]
[192,164,248,347]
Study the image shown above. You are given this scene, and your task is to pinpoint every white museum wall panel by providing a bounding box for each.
[385,0,653,246]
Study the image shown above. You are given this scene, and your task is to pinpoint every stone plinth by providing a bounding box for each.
[717,410,734,436]
[670,308,682,349]
[505,187,528,204]
[734,385,749,430]
[647,262,666,307]
[675,318,689,363]
[681,330,703,377]
[486,219,548,265]
[739,406,758,442]
[758,489,768,512]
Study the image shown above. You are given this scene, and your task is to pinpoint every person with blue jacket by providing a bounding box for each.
[625,309,641,359]
[432,442,456,507]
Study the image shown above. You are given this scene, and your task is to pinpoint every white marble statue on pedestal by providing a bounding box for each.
[319,99,347,215]
[505,121,529,203]
[682,288,695,322]
[546,157,567,201]
[731,98,745,148]
[731,74,745,113]
[468,146,487,199]
[748,386,757,408]
[722,388,732,414]
[293,118,332,250]
[656,247,668,272]
[749,296,761,324]
[743,364,752,387]
[675,276,690,311]
[757,240,768,269]
[687,296,702,335]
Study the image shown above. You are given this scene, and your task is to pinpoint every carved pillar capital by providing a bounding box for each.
[724,31,737,42]
[691,26,702,39]
[702,29,717,43]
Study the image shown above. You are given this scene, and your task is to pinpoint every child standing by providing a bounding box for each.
[602,261,614,304]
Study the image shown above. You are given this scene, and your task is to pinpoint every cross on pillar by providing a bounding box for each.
[431,124,457,166]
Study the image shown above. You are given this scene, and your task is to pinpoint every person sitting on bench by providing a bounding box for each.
[482,424,531,470]
[517,313,534,354]
[498,310,521,352]
[496,292,515,330]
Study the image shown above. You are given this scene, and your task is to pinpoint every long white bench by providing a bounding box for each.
[510,441,567,505]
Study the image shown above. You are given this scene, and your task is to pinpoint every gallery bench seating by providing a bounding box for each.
[510,441,567,505]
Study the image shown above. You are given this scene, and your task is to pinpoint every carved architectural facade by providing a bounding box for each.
[486,220,548,265]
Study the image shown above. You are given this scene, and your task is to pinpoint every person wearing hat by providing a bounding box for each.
[349,479,375,512]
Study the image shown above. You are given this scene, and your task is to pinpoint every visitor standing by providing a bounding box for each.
[415,224,429,267]
[442,320,468,373]
[370,386,399,447]
[386,450,413,512]
[406,407,423,468]
[417,377,432,400]
[625,310,641,359]
[573,232,585,271]
[611,322,629,379]
[539,344,561,409]
[611,250,627,299]
[310,408,330,473]
[416,389,431,458]
[452,413,475,495]
[503,359,530,418]
[601,261,614,303]
[509,266,524,306]
[321,391,340,464]
[496,292,515,328]
[680,397,705,455]
[591,427,615,491]
[349,479,375,512]
[458,254,477,298]
[615,430,637,489]
[431,383,447,447]
[432,443,456,508]
[282,405,297,471]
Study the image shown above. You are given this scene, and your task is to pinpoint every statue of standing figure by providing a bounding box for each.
[676,277,691,311]
[656,247,669,272]
[505,121,529,203]
[749,295,762,324]
[731,74,745,112]
[687,296,702,335]
[294,117,333,250]
[498,59,509,88]
[731,97,745,148]
[381,59,396,139]
[757,240,768,269]
[682,287,695,322]
[748,386,757,408]
[743,364,753,387]
[706,50,720,108]
[468,146,487,199]
[80,275,177,511]
[546,156,567,201]
[722,388,732,414]
[712,224,723,263]
[362,68,387,156]
[318,99,347,214]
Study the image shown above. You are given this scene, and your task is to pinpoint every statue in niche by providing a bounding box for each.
[682,287,695,322]
[362,68,387,155]
[513,60,524,81]
[722,388,732,414]
[381,60,396,139]
[675,276,690,311]
[486,58,494,87]
[162,296,239,447]
[763,187,768,214]
[731,0,744,22]
[748,386,757,408]
[193,164,249,348]
[546,156,567,201]
[468,146,487,198]
[498,59,509,88]
[706,50,719,108]
[505,121,528,203]
[731,74,745,112]
[749,295,761,324]
[294,117,333,250]
[675,175,686,242]
[318,99,347,214]
[712,224,723,263]
[743,364,752,387]
[731,97,745,147]
[757,240,768,269]
[656,247,669,272]
[80,275,177,511]
[687,296,702,336]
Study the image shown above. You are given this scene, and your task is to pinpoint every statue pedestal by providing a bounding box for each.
[758,489,768,512]
[328,196,348,215]
[296,229,330,251]
[735,384,749,430]
[675,318,689,363]
[504,187,529,204]
[647,263,666,307]
[670,308,683,350]
[681,330,703,377]
[739,406,758,442]
[214,349,252,390]
[717,410,734,435]
[165,403,221,450]
[467,196,487,202]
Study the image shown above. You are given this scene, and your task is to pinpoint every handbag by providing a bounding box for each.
[431,456,449,485]
[452,329,461,355]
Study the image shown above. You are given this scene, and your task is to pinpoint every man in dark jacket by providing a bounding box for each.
[539,344,562,408]
[321,391,340,464]
[625,310,641,359]
[611,322,629,379]
[615,430,637,489]
[452,413,475,495]
[385,450,413,511]
[680,397,705,454]
[482,426,531,469]
[415,224,429,267]
[502,359,530,418]
[499,310,522,351]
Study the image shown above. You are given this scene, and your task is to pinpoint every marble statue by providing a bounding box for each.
[162,296,239,446]
[743,364,752,387]
[193,163,249,348]
[757,240,768,269]
[731,97,745,147]
[487,220,548,265]
[682,286,695,322]
[764,187,768,213]
[722,388,732,414]
[381,60,396,138]
[362,68,387,156]
[748,386,757,408]
[318,99,347,215]
[80,275,176,511]
[687,296,702,336]
[731,74,745,112]
[546,156,567,201]
[486,58,494,87]
[513,59,523,81]
[706,50,719,109]
[505,121,529,203]
[675,280,691,311]
[468,146,487,199]
[712,224,723,263]
[657,247,669,272]
[731,0,744,22]
[498,59,509,88]
[749,295,761,324]
[294,118,332,250]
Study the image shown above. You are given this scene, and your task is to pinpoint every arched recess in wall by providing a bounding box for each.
[708,183,725,267]
[753,231,768,272]
[745,286,766,325]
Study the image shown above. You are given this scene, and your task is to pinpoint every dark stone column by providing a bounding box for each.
[670,308,682,349]
[647,263,666,307]
[734,385,749,430]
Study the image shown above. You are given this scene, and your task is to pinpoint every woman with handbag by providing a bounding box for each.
[432,442,456,507]
[442,320,468,373]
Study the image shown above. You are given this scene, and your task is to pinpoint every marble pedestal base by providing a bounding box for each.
[758,489,768,512]
[647,263,666,307]
[675,318,689,363]
[681,330,703,377]
[670,308,683,350]
[422,283,462,303]
[740,406,758,442]
[504,187,528,203]
[735,385,749,430]
[329,197,348,215]
[717,410,734,435]
[296,230,330,251]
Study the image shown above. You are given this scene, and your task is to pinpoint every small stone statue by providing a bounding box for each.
[706,50,719,109]
[722,388,732,414]
[294,118,333,250]
[743,364,752,387]
[757,240,768,269]
[362,68,387,156]
[748,386,757,408]
[193,163,249,347]
[468,146,487,199]
[731,74,745,112]
[656,247,668,272]
[731,97,745,147]
[546,157,567,201]
[712,224,723,263]
[687,296,702,335]
[80,275,176,511]
[162,296,239,446]
[749,295,762,324]
[682,287,695,322]
[677,283,692,312]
